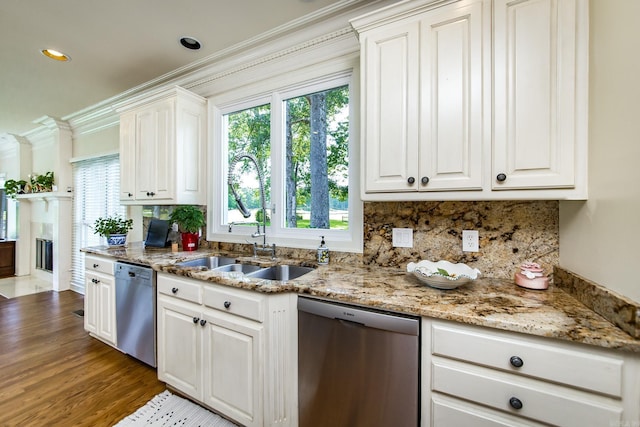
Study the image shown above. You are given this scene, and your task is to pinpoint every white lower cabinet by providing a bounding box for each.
[421,319,640,427]
[84,255,116,347]
[157,273,297,427]
[157,297,202,398]
[202,310,262,425]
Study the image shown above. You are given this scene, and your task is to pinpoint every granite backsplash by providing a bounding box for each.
[363,200,559,280]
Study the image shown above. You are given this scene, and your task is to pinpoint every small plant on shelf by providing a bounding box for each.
[3,179,28,199]
[30,171,55,193]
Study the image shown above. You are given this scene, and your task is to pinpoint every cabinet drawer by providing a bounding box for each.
[85,255,114,276]
[432,357,622,427]
[430,322,623,397]
[158,274,202,304]
[431,393,543,427]
[203,285,265,322]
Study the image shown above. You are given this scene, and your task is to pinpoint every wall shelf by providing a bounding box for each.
[15,192,72,202]
[15,192,72,211]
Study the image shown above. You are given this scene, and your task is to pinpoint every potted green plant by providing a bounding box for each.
[169,205,205,251]
[93,215,133,247]
[4,179,28,199]
[30,171,55,193]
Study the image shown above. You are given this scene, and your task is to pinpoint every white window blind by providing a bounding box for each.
[71,154,123,292]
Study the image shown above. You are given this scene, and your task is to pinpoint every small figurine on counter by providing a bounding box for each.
[514,262,549,290]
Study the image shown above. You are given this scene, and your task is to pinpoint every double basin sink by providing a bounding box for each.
[176,256,315,281]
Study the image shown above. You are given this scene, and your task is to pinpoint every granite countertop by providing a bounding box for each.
[82,246,640,353]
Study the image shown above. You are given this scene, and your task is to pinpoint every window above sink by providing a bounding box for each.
[208,63,363,253]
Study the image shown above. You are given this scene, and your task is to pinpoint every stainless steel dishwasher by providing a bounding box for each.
[298,297,420,427]
[114,262,156,367]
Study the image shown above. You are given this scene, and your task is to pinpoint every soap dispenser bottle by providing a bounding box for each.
[317,236,329,265]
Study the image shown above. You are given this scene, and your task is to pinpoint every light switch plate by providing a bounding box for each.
[462,230,479,252]
[392,228,413,248]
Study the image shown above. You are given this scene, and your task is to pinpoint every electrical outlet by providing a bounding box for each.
[392,228,413,248]
[462,230,479,252]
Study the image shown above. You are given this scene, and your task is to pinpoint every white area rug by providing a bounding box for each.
[114,390,237,427]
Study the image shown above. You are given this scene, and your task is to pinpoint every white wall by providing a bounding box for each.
[559,0,640,303]
[72,126,119,159]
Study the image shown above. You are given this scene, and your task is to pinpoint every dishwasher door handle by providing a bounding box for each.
[298,297,419,336]
[337,318,365,328]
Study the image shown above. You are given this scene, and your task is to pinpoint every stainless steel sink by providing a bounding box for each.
[246,265,315,281]
[212,263,263,274]
[177,256,237,269]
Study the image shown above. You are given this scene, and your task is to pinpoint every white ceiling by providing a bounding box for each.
[0,0,352,138]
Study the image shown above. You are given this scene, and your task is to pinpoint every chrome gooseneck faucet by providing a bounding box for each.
[228,152,276,258]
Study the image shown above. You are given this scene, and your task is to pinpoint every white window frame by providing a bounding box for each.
[208,71,362,253]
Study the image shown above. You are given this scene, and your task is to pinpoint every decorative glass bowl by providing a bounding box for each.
[407,260,481,290]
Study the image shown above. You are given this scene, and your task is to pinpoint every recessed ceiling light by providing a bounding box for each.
[179,37,201,50]
[41,49,71,61]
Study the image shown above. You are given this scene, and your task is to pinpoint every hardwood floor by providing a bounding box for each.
[0,290,165,426]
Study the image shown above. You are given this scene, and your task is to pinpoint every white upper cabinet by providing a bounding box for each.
[493,0,586,192]
[419,0,486,191]
[361,18,420,193]
[351,0,588,200]
[117,86,207,205]
[357,0,486,194]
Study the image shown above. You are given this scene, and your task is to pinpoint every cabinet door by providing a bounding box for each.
[152,99,175,200]
[157,297,203,399]
[119,111,136,201]
[84,273,99,335]
[84,271,116,346]
[419,0,485,191]
[135,100,175,201]
[362,19,420,193]
[174,98,206,205]
[202,311,263,427]
[96,274,116,345]
[493,0,582,189]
